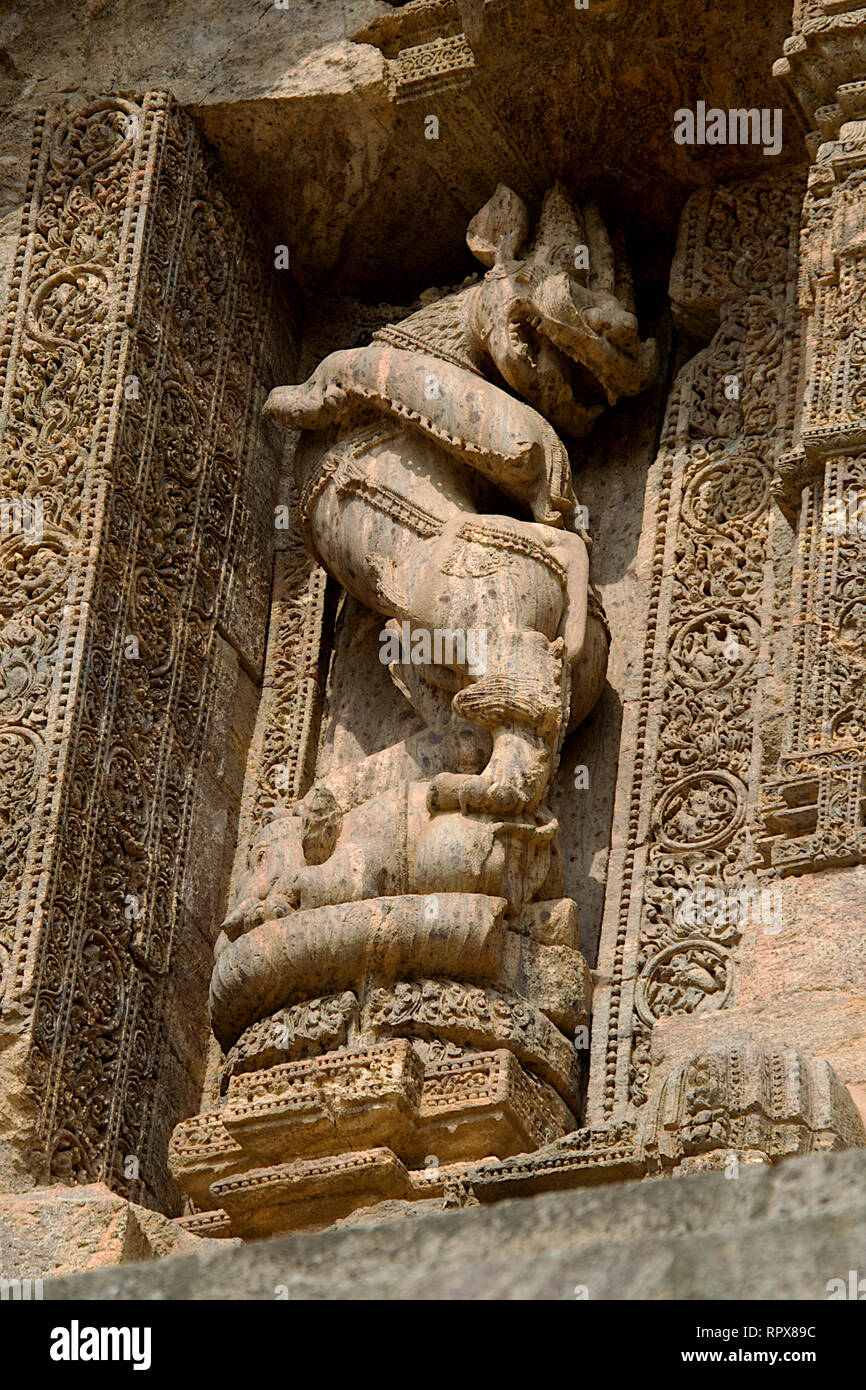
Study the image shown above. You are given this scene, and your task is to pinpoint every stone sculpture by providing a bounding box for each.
[264,183,656,825]
[169,183,660,1233]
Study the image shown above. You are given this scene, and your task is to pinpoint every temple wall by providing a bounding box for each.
[2,0,866,1258]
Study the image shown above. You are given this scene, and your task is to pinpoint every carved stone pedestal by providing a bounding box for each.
[171,1045,578,1236]
[172,1039,577,1236]
[171,889,591,1235]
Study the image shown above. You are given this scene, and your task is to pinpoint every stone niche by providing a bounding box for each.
[2,0,866,1265]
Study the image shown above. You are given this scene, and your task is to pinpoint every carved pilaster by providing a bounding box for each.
[587,170,805,1122]
[481,164,866,1198]
[759,10,866,871]
[775,1,866,138]
[583,5,866,1143]
[0,95,292,1207]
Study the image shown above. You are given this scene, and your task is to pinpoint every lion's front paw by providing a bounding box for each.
[263,380,348,430]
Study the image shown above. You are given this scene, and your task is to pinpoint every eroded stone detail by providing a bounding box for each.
[643,1036,866,1174]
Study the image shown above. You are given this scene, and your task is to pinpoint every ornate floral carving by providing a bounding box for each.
[759,77,866,874]
[0,94,290,1204]
[588,171,804,1118]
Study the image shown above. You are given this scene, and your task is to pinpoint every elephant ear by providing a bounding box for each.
[467,184,529,266]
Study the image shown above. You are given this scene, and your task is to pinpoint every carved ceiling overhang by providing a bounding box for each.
[191,0,801,300]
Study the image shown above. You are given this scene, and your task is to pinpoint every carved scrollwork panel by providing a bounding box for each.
[589,171,805,1122]
[0,94,292,1205]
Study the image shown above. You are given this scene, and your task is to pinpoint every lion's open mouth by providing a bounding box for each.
[509,310,612,408]
[534,304,656,400]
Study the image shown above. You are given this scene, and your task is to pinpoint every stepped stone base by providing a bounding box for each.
[168,1033,865,1238]
[170,1040,576,1236]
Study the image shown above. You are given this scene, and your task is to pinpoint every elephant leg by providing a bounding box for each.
[403,517,574,816]
[427,628,571,816]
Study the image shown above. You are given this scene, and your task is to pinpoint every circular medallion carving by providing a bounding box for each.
[635,938,733,1026]
[50,98,141,180]
[653,770,746,851]
[0,526,73,617]
[669,608,760,690]
[837,598,866,648]
[830,706,866,742]
[682,456,770,533]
